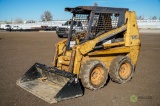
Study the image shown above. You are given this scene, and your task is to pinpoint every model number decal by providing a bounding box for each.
[131,35,137,39]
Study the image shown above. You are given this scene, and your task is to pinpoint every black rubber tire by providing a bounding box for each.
[57,35,63,38]
[79,60,108,90]
[109,56,134,84]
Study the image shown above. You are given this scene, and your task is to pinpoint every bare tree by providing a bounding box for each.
[152,16,157,20]
[41,11,53,21]
[149,16,152,20]
[94,2,98,6]
[137,15,144,20]
[136,16,140,20]
[14,18,23,24]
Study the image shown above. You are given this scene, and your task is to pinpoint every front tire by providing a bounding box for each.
[57,34,63,38]
[80,60,108,90]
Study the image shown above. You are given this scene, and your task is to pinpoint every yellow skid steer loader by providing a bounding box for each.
[17,6,140,104]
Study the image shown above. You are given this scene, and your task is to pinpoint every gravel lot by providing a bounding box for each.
[0,31,160,106]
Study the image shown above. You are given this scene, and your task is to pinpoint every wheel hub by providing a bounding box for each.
[119,63,131,79]
[91,66,104,85]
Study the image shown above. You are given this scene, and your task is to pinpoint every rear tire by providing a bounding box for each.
[109,56,134,84]
[80,60,108,90]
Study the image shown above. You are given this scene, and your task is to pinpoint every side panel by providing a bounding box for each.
[125,11,141,65]
[125,11,140,46]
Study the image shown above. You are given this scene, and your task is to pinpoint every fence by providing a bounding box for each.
[137,20,160,29]
[0,20,160,29]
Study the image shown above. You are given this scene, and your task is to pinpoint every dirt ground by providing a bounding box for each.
[0,31,160,106]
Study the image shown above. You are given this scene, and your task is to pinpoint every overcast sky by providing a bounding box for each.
[0,0,160,21]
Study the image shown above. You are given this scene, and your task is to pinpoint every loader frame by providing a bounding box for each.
[52,6,140,76]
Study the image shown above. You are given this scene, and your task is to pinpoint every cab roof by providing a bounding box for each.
[65,6,129,14]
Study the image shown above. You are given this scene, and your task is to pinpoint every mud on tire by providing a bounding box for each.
[79,60,108,90]
[109,56,134,84]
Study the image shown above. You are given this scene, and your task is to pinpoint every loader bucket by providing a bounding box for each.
[16,63,83,104]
